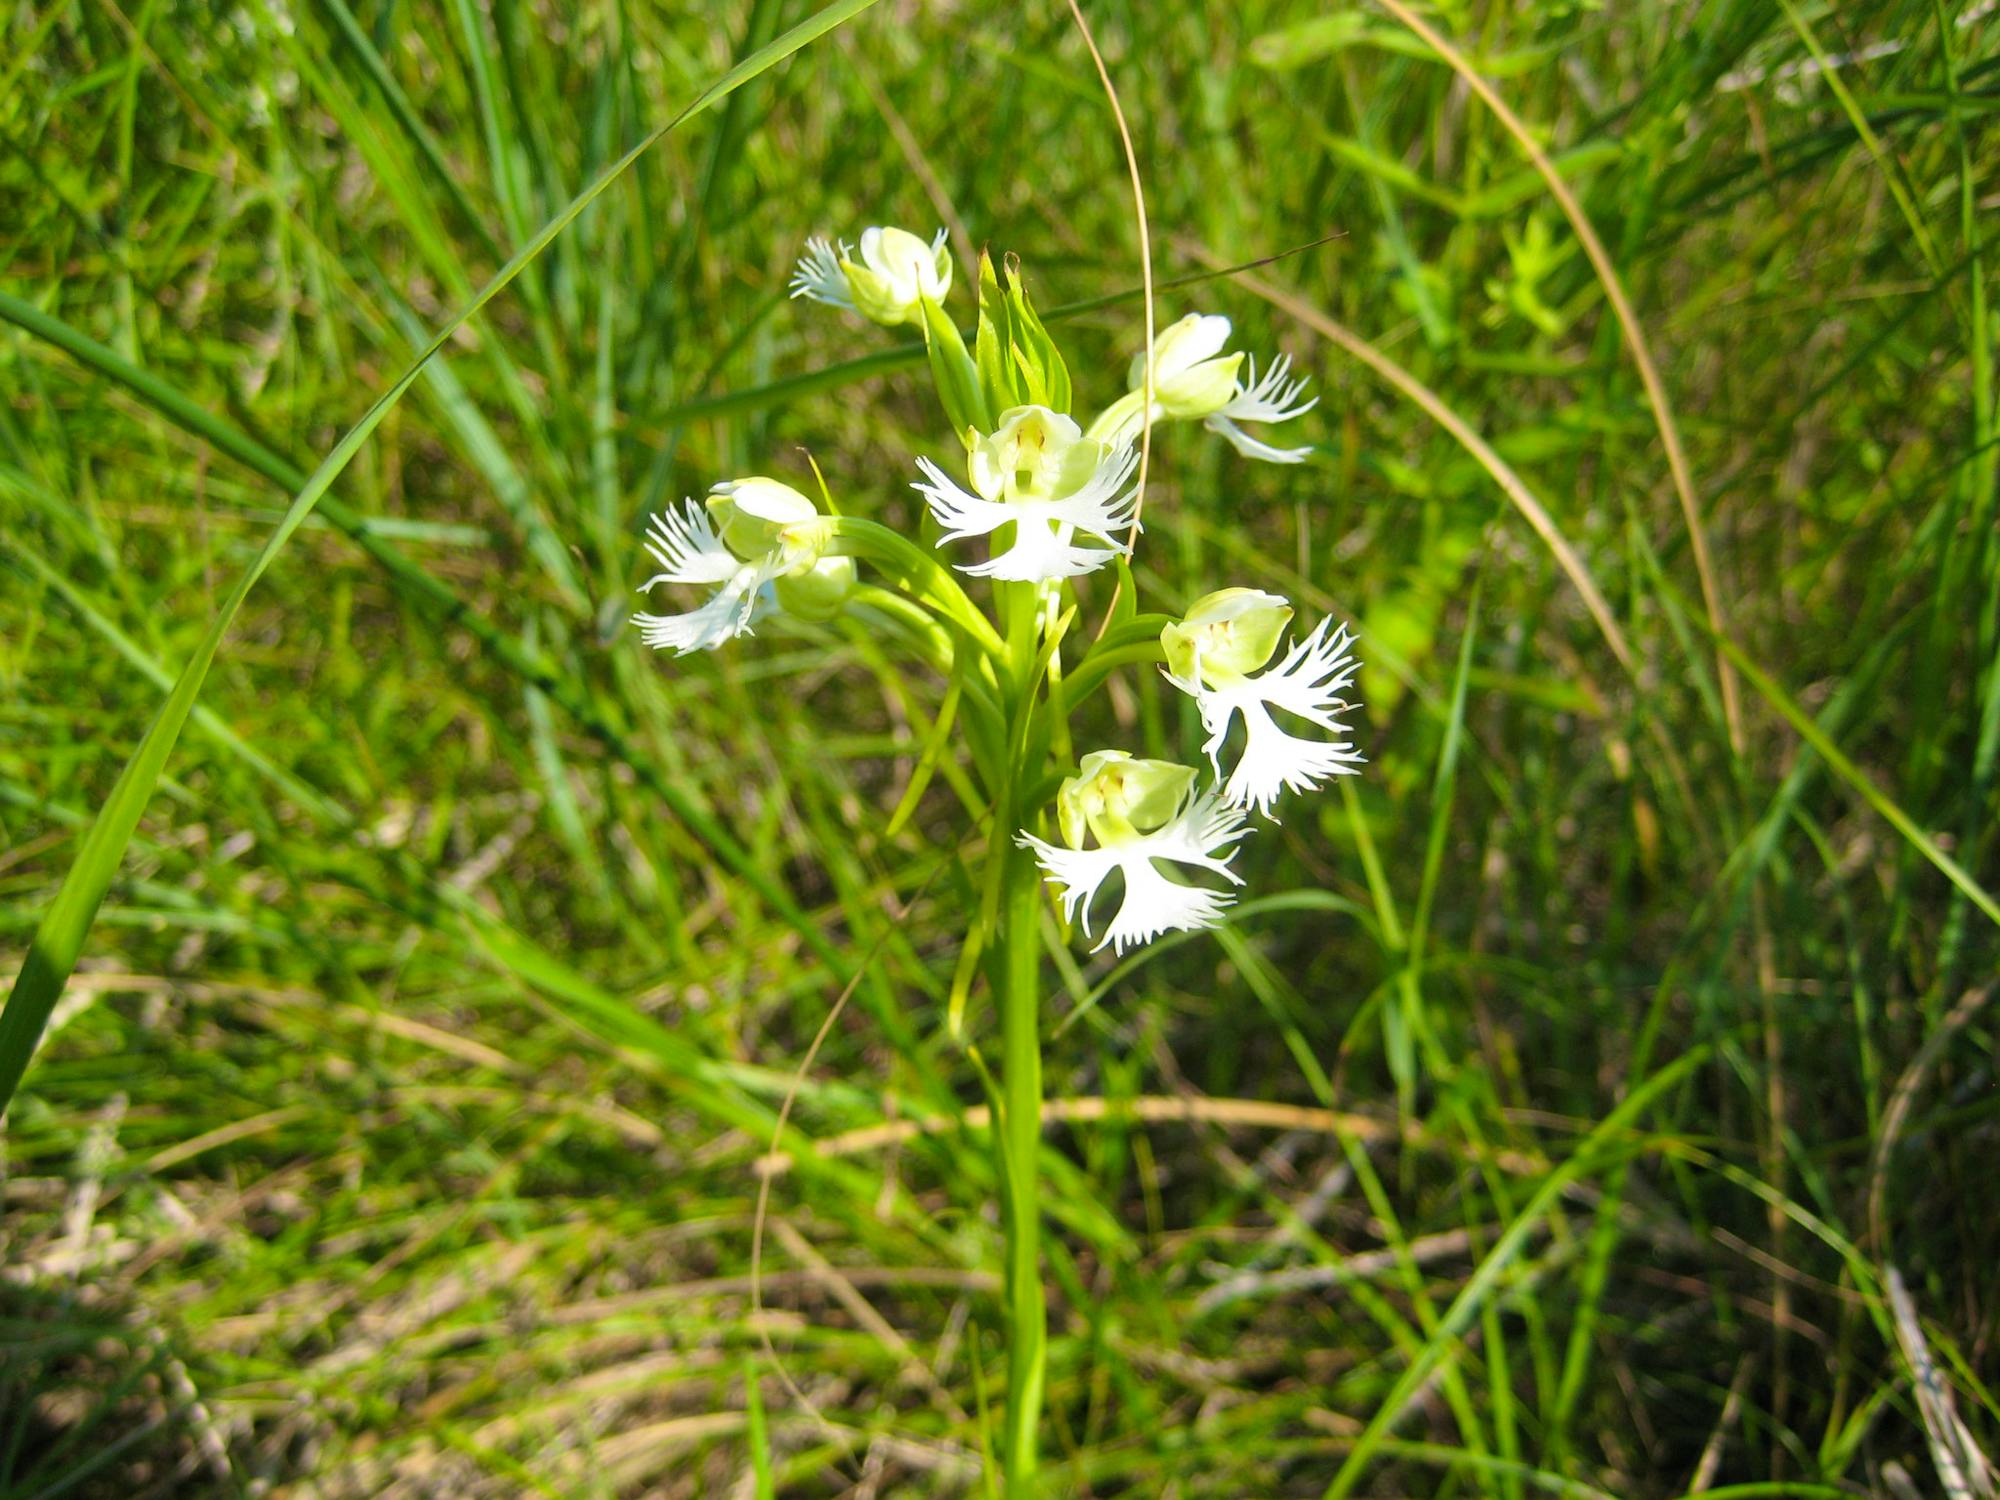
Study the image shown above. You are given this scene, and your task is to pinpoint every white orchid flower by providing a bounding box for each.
[1017,751,1251,955]
[632,478,837,655]
[1161,589,1363,817]
[914,405,1138,582]
[1087,313,1317,464]
[789,226,952,327]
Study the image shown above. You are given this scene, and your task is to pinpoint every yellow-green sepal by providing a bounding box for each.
[918,292,989,442]
[1161,587,1293,684]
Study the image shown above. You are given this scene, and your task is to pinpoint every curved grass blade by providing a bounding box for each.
[1713,630,2000,933]
[0,290,863,991]
[1320,1041,1714,1500]
[0,0,884,1118]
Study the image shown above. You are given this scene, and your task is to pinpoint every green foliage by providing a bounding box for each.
[919,290,991,441]
[976,253,1075,417]
[2,0,1997,1495]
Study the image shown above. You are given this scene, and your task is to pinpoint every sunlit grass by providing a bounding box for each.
[2,0,1997,1495]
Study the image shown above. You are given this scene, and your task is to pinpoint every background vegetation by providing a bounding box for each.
[2,0,1997,1493]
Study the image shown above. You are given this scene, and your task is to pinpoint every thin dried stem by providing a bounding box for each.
[1215,260,1638,677]
[756,1091,1547,1178]
[1064,0,1155,634]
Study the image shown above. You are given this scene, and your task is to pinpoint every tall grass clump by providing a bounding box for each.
[2,0,1997,1496]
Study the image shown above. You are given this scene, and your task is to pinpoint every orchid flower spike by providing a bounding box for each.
[1087,313,1317,464]
[789,226,953,327]
[1161,589,1364,817]
[632,478,844,655]
[1017,751,1251,955]
[914,405,1139,582]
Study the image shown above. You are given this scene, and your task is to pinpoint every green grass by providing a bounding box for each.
[2,0,1997,1495]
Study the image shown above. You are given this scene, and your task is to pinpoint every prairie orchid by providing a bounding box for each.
[634,235,1362,1497]
[789,225,953,327]
[1088,312,1317,463]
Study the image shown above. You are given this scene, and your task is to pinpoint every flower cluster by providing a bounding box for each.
[636,225,1362,957]
[1026,586,1362,953]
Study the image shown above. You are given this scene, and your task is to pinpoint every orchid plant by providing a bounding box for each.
[636,227,1361,1495]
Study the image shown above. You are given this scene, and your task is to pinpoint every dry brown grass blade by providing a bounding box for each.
[755,1092,1546,1177]
[770,1218,970,1424]
[1367,0,1739,747]
[1065,0,1157,632]
[1211,260,1638,677]
[1886,1267,1998,1500]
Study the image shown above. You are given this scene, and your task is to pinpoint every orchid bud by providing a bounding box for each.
[773,554,857,621]
[706,477,819,561]
[1162,588,1293,686]
[1056,749,1197,850]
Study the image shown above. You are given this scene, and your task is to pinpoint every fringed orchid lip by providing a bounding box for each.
[787,235,853,311]
[1165,615,1365,818]
[1204,352,1318,465]
[1018,777,1250,955]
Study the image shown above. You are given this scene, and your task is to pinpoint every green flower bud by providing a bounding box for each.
[840,226,952,328]
[1056,749,1197,849]
[1162,588,1293,686]
[706,477,818,561]
[1131,313,1244,420]
[773,554,856,621]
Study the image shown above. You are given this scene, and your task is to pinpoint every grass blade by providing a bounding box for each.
[0,0,885,1118]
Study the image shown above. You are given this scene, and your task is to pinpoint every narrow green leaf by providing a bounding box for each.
[920,290,988,439]
[884,657,967,839]
[974,251,1017,413]
[745,1357,776,1500]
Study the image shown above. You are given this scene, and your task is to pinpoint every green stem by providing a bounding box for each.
[999,835,1045,1497]
[996,574,1047,1497]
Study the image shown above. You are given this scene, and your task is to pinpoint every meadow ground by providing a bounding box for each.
[2,0,1997,1495]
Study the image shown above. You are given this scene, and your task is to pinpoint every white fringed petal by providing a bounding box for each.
[914,449,1138,583]
[1201,352,1317,465]
[632,568,766,655]
[788,236,853,309]
[631,499,790,656]
[1203,414,1313,465]
[1171,620,1364,817]
[1217,353,1316,424]
[639,501,742,588]
[1017,787,1250,955]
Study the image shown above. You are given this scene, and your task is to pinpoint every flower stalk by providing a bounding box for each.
[997,807,1047,1497]
[637,228,1360,1491]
